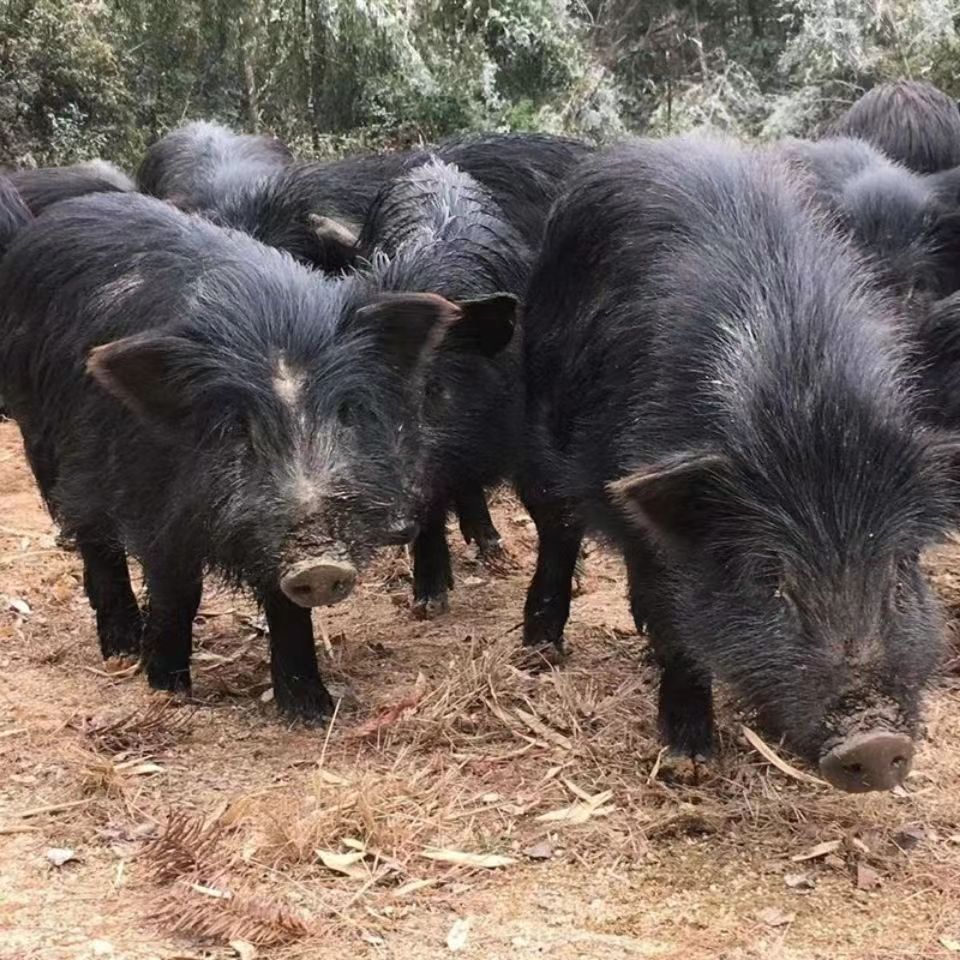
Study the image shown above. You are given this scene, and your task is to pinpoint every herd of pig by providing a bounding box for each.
[2,78,960,795]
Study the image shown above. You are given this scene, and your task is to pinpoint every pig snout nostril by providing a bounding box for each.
[280,557,357,608]
[819,731,915,794]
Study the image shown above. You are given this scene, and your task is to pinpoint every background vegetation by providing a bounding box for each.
[0,0,958,168]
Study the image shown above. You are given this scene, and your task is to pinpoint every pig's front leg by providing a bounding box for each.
[262,589,335,722]
[625,536,714,759]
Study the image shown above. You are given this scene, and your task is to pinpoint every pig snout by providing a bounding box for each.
[280,556,357,608]
[819,731,914,793]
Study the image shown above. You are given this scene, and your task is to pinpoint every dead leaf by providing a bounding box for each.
[742,725,827,786]
[791,839,842,862]
[119,761,164,776]
[939,936,960,952]
[523,840,554,860]
[894,824,926,850]
[849,837,871,856]
[189,882,232,899]
[353,675,426,738]
[446,917,472,952]
[394,878,438,897]
[512,707,572,750]
[783,873,814,890]
[103,657,140,676]
[536,789,614,825]
[754,907,795,928]
[856,863,882,891]
[8,597,30,616]
[422,848,515,869]
[316,849,367,879]
[46,847,77,867]
[316,769,350,787]
[229,940,257,960]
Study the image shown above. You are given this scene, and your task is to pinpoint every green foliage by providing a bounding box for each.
[0,0,958,169]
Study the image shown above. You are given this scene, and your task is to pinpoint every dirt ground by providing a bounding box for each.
[2,421,960,960]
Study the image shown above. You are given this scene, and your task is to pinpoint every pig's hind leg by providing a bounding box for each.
[455,484,504,559]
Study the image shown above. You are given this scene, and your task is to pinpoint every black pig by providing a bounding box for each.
[0,191,504,720]
[198,134,590,272]
[828,79,960,174]
[777,137,960,304]
[520,134,955,792]
[138,120,292,212]
[348,158,527,616]
[8,161,134,215]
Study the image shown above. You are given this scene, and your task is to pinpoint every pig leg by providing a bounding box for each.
[77,537,142,659]
[454,484,504,559]
[412,500,454,619]
[141,565,202,694]
[624,537,714,759]
[262,590,335,721]
[522,499,583,651]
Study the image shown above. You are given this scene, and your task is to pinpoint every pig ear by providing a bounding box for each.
[307,213,360,269]
[355,292,462,374]
[607,451,729,549]
[446,293,519,357]
[86,334,197,424]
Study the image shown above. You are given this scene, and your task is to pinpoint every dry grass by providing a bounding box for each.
[75,693,193,754]
[3,427,960,959]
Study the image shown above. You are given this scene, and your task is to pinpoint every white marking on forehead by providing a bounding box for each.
[273,353,306,407]
[285,425,338,519]
[89,270,145,314]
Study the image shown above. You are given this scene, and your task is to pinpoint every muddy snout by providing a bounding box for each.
[280,556,357,608]
[819,731,914,793]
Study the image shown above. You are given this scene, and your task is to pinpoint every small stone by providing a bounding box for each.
[523,840,554,860]
[46,847,78,867]
[784,872,815,890]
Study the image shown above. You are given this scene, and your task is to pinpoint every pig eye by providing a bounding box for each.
[424,378,450,405]
[337,400,355,427]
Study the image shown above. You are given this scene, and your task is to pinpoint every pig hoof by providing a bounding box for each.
[661,716,714,760]
[477,539,520,574]
[275,684,335,723]
[100,636,142,658]
[146,666,192,695]
[412,594,449,620]
[522,617,565,653]
[55,530,77,552]
[97,610,143,659]
[519,643,565,671]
